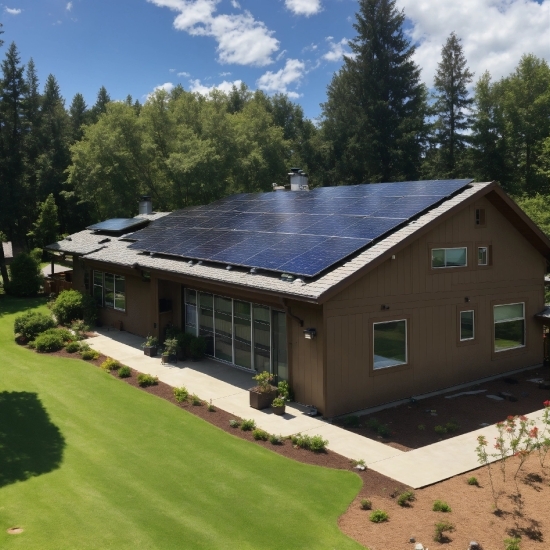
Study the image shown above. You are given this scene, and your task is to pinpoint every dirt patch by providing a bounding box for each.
[7,528,23,535]
[335,368,550,450]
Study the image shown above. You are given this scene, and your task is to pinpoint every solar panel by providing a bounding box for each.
[128,179,473,277]
[87,218,149,233]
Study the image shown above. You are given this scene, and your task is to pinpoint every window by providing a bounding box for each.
[184,289,197,335]
[475,208,486,226]
[92,270,126,311]
[431,247,467,268]
[478,247,488,266]
[460,310,475,341]
[494,303,525,352]
[373,320,407,370]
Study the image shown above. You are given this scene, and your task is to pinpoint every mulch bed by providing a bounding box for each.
[335,367,550,451]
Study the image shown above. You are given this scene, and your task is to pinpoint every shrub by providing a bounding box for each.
[445,420,460,433]
[14,311,55,340]
[269,434,282,445]
[253,429,269,441]
[272,396,285,408]
[34,330,65,352]
[369,509,388,523]
[397,491,415,507]
[360,499,372,510]
[240,419,256,431]
[435,425,447,435]
[291,433,328,452]
[137,373,158,387]
[118,366,131,378]
[101,358,121,371]
[163,337,178,356]
[342,415,360,427]
[173,386,189,403]
[252,371,274,392]
[432,500,452,513]
[29,247,43,263]
[366,417,391,437]
[229,419,241,428]
[189,336,207,360]
[433,520,455,542]
[207,399,215,412]
[418,424,426,431]
[65,341,81,353]
[70,319,90,338]
[5,253,42,297]
[190,393,202,405]
[81,349,99,360]
[51,289,97,326]
[278,380,292,401]
[504,537,521,550]
[467,476,479,486]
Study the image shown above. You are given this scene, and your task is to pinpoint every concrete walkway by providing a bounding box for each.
[87,329,548,489]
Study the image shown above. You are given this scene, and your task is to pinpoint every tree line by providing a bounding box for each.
[1,0,550,285]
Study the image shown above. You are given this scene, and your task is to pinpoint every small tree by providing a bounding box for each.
[28,193,59,249]
[5,252,42,296]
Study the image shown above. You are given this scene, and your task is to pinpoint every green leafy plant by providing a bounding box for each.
[360,499,372,510]
[137,373,158,387]
[52,289,97,326]
[252,371,274,393]
[434,425,447,435]
[445,420,460,433]
[81,349,99,360]
[272,396,285,408]
[65,341,81,353]
[369,509,388,523]
[277,380,292,401]
[397,491,415,507]
[433,520,455,542]
[118,366,131,378]
[163,337,178,356]
[229,419,241,428]
[14,311,56,340]
[207,399,215,412]
[432,500,451,512]
[4,252,42,297]
[467,476,479,486]
[101,358,121,371]
[33,330,65,352]
[418,424,426,431]
[269,434,282,445]
[142,335,159,348]
[240,419,256,431]
[190,393,202,406]
[291,433,328,452]
[351,459,366,468]
[252,429,269,441]
[173,386,189,403]
[504,537,521,550]
[365,417,391,438]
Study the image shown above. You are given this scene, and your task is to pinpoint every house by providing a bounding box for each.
[46,177,550,417]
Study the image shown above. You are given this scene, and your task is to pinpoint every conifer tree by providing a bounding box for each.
[69,92,88,142]
[426,32,473,178]
[321,0,427,184]
[90,85,111,122]
[28,193,59,248]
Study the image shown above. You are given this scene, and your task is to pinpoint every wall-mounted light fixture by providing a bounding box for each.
[465,297,470,303]
[381,304,390,310]
[303,328,317,340]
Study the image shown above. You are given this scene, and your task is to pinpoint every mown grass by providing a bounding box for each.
[0,296,362,550]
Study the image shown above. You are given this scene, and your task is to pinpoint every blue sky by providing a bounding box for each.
[2,0,549,120]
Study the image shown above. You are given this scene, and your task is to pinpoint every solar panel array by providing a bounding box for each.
[127,179,473,278]
[87,218,149,233]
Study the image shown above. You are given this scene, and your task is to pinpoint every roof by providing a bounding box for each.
[536,306,550,320]
[42,264,73,277]
[45,182,550,304]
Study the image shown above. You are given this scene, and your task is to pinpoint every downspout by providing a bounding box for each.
[280,298,303,327]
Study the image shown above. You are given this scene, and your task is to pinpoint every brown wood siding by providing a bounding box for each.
[324,196,546,417]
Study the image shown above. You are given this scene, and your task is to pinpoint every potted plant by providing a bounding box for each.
[161,350,170,364]
[141,335,159,357]
[249,371,278,410]
[163,337,178,363]
[271,396,286,415]
[189,335,207,361]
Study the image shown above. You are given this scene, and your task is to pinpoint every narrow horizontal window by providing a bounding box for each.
[478,247,488,266]
[373,319,407,370]
[494,303,525,352]
[460,310,475,341]
[431,247,467,268]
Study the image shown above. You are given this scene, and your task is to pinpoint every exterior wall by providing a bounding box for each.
[324,196,546,417]
[286,301,325,413]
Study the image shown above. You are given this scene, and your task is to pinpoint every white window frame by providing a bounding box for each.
[431,247,468,268]
[372,319,408,370]
[460,310,475,341]
[494,302,525,353]
[478,246,488,266]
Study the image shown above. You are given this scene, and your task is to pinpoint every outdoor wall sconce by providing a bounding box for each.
[381,304,390,310]
[303,328,317,340]
[465,297,470,303]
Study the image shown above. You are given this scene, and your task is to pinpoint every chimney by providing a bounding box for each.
[138,195,153,215]
[288,168,309,191]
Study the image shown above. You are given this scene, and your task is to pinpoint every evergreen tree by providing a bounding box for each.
[28,193,60,247]
[23,58,42,200]
[68,92,88,142]
[426,32,474,178]
[90,85,111,122]
[321,0,427,184]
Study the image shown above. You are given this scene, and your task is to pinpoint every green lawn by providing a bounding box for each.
[0,296,363,550]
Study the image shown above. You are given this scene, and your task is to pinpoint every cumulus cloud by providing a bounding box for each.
[257,58,305,98]
[148,82,175,98]
[147,0,280,67]
[285,0,322,16]
[177,71,191,77]
[189,78,244,95]
[322,37,353,62]
[398,0,550,86]
[5,7,22,15]
[66,2,73,10]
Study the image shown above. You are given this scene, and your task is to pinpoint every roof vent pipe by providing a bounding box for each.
[288,168,309,191]
[138,196,153,215]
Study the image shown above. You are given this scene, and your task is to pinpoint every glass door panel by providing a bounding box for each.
[272,310,288,381]
[199,292,214,356]
[184,288,197,335]
[234,301,252,369]
[215,296,233,362]
[253,305,270,372]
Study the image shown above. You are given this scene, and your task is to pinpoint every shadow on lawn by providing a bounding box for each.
[0,391,65,487]
[0,295,49,318]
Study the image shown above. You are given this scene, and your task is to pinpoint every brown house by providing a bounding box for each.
[46,180,550,417]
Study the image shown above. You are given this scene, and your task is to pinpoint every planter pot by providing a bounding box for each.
[249,387,278,410]
[272,405,286,416]
[143,346,157,357]
[161,354,169,365]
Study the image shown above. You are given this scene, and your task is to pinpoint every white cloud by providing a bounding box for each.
[219,71,231,76]
[284,0,322,16]
[257,58,305,98]
[322,37,353,62]
[177,71,191,77]
[169,68,176,72]
[5,7,22,15]
[231,0,240,8]
[189,78,243,95]
[397,0,550,86]
[147,0,280,67]
[148,82,175,99]
[66,2,73,11]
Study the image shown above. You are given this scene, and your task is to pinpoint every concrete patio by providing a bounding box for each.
[87,328,548,489]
